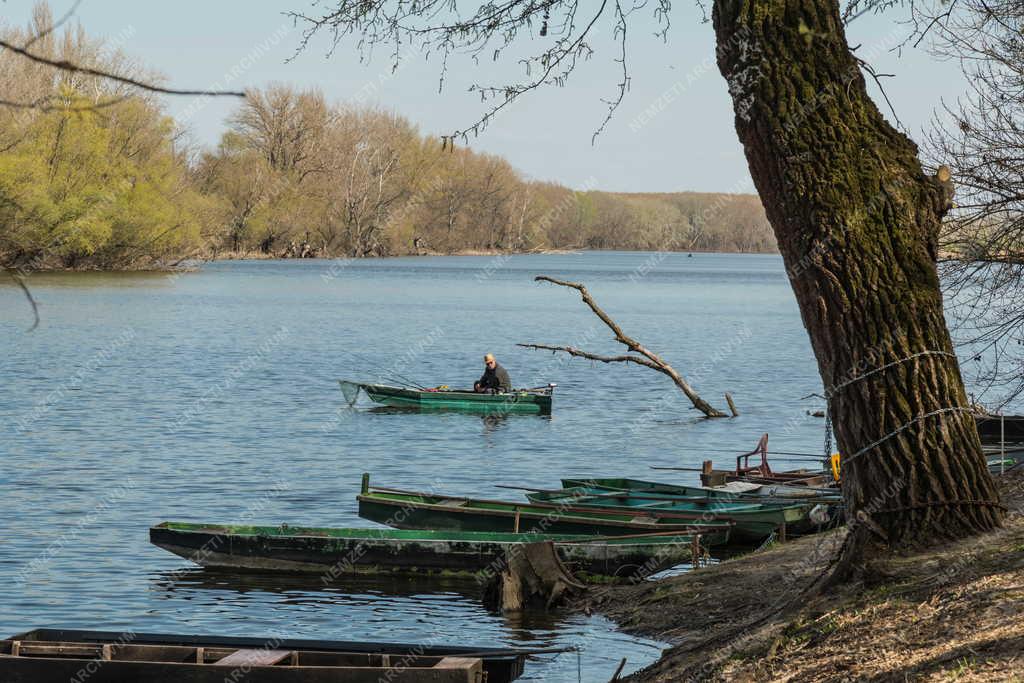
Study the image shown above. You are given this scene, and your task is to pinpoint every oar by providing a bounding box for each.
[494,484,564,494]
[692,447,829,459]
[649,466,706,472]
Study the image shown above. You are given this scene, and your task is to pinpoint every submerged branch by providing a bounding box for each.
[523,275,728,417]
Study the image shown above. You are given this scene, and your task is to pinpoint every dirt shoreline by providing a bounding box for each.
[586,470,1024,681]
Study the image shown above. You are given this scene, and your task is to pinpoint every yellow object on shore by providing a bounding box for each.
[830,453,841,482]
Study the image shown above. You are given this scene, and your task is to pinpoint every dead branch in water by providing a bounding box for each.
[518,275,730,418]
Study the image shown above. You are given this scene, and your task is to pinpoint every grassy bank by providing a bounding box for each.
[588,470,1024,681]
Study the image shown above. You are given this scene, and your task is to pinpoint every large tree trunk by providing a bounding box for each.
[712,0,1003,573]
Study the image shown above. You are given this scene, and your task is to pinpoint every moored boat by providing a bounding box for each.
[558,477,841,502]
[975,413,1024,445]
[527,483,815,542]
[340,380,554,415]
[150,522,705,579]
[697,434,832,487]
[2,628,536,683]
[357,478,733,543]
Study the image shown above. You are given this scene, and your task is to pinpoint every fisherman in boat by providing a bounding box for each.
[474,353,511,394]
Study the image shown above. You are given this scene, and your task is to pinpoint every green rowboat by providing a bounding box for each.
[525,484,812,542]
[357,479,733,544]
[150,522,703,579]
[340,380,554,415]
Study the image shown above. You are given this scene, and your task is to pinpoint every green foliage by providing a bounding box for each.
[0,4,210,270]
[0,96,208,268]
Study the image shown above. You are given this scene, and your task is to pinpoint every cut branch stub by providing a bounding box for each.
[521,275,728,418]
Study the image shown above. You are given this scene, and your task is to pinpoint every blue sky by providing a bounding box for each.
[3,1,966,193]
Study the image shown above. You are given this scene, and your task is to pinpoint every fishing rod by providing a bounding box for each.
[344,349,429,390]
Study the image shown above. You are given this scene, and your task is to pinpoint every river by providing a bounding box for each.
[2,252,832,680]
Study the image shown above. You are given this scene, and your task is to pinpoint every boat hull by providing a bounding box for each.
[357,491,732,545]
[345,381,552,415]
[3,629,526,683]
[150,523,702,579]
[555,478,839,539]
[528,488,807,542]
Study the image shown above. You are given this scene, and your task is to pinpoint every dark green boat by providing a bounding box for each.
[357,479,733,544]
[150,522,703,579]
[525,484,813,542]
[559,478,841,502]
[339,380,554,415]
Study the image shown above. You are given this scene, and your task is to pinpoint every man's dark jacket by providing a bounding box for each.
[478,363,511,392]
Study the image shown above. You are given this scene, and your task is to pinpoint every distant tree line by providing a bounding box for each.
[0,6,777,271]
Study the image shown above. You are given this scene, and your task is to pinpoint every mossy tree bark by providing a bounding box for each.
[712,0,1003,573]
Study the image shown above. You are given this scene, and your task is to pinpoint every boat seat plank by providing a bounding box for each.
[12,643,104,657]
[212,648,292,667]
[434,656,484,670]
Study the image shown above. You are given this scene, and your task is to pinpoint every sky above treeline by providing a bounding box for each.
[4,1,967,194]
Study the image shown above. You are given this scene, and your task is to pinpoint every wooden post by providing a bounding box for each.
[725,392,739,417]
[691,534,701,569]
[361,472,369,494]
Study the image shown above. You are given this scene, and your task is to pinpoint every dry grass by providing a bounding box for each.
[588,470,1024,682]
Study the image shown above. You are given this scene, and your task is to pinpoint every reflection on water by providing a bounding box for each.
[2,252,827,681]
[145,568,663,679]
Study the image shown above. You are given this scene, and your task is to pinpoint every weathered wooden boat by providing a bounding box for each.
[357,479,733,543]
[2,628,540,682]
[150,522,705,579]
[339,380,554,415]
[976,413,1024,445]
[706,480,841,499]
[697,434,832,487]
[527,482,815,542]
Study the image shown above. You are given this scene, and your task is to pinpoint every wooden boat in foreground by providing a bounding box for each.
[527,483,815,542]
[339,380,554,415]
[357,478,733,543]
[2,628,539,682]
[150,522,705,579]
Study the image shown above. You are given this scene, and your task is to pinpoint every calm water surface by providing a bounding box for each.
[2,252,831,681]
